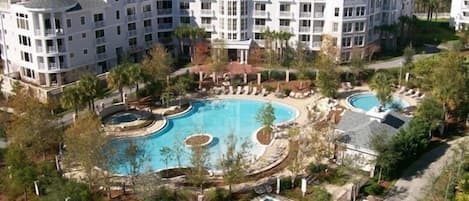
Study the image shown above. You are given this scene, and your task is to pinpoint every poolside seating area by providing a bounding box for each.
[396,86,426,101]
[209,85,271,96]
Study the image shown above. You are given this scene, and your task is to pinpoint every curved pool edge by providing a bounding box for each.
[165,104,194,119]
[345,92,410,113]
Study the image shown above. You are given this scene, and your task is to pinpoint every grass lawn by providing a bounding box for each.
[413,19,460,47]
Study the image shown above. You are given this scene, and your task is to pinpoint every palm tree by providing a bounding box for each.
[61,85,83,116]
[369,72,395,111]
[188,27,206,62]
[107,66,129,102]
[77,73,102,111]
[278,31,293,60]
[350,49,365,82]
[126,63,145,93]
[173,25,190,57]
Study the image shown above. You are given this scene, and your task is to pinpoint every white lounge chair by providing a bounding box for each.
[229,86,234,94]
[236,86,242,95]
[261,88,267,96]
[416,94,425,100]
[243,85,250,95]
[289,91,295,97]
[252,87,258,95]
[411,90,421,98]
[397,86,406,94]
[346,82,353,89]
[404,89,415,96]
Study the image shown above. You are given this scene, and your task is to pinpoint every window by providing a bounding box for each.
[465,0,469,5]
[300,20,310,27]
[68,36,72,41]
[280,3,290,11]
[334,8,340,16]
[23,68,35,79]
[143,4,152,12]
[180,2,189,9]
[80,16,85,25]
[356,7,365,16]
[341,52,351,62]
[66,19,71,28]
[227,19,237,30]
[255,19,266,25]
[333,22,338,32]
[354,36,364,46]
[228,1,237,15]
[300,34,310,42]
[145,34,152,42]
[94,13,104,22]
[342,23,352,32]
[344,8,353,17]
[301,3,311,12]
[18,35,31,46]
[83,49,88,54]
[240,1,247,15]
[116,10,120,20]
[254,33,264,40]
[144,19,152,27]
[180,16,190,24]
[201,17,211,24]
[280,19,290,26]
[96,45,106,54]
[156,0,172,9]
[355,22,365,32]
[127,7,136,16]
[70,53,74,58]
[241,18,247,30]
[255,3,265,11]
[16,13,29,30]
[95,29,105,38]
[128,38,137,46]
[342,37,352,47]
[128,23,136,31]
[82,33,86,38]
[117,26,121,35]
[201,2,211,9]
[20,51,32,62]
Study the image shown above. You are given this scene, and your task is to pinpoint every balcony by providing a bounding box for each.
[46,46,56,53]
[314,12,324,18]
[200,24,213,30]
[126,0,136,3]
[313,27,323,33]
[144,26,153,33]
[254,25,266,31]
[180,9,191,15]
[127,14,137,22]
[95,37,106,45]
[40,29,64,36]
[158,23,172,29]
[96,53,107,60]
[157,8,172,15]
[201,9,214,16]
[254,10,268,17]
[36,46,43,53]
[279,26,292,32]
[94,21,105,28]
[299,12,311,18]
[299,26,310,33]
[128,45,141,52]
[48,62,58,70]
[127,30,137,37]
[142,11,153,18]
[279,11,292,18]
[312,41,321,48]
[145,40,153,48]
[158,37,172,44]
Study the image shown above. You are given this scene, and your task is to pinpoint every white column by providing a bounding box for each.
[50,13,56,31]
[240,49,245,64]
[257,73,261,85]
[38,13,45,35]
[245,49,249,64]
[286,70,290,82]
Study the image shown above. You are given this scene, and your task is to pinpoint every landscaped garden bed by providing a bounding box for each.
[163,103,191,116]
[184,133,213,147]
[256,127,273,145]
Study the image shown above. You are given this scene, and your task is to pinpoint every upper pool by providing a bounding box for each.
[110,99,298,175]
[347,93,409,112]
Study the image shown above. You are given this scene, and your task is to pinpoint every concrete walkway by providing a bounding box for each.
[385,136,468,201]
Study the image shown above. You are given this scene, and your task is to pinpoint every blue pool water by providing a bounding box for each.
[348,93,409,112]
[105,112,142,125]
[110,99,297,174]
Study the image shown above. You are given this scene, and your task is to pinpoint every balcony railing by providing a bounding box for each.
[200,24,213,30]
[313,27,323,33]
[38,63,45,70]
[40,29,64,36]
[201,9,213,16]
[46,46,56,53]
[314,12,324,18]
[279,11,292,17]
[127,14,137,22]
[95,37,106,44]
[312,41,321,48]
[144,26,153,33]
[36,46,43,53]
[254,25,266,31]
[96,53,107,60]
[94,21,105,28]
[157,8,172,15]
[179,9,191,15]
[142,11,153,18]
[158,23,172,29]
[299,12,311,18]
[299,26,310,32]
[279,26,292,32]
[127,30,137,37]
[48,62,58,70]
[254,10,268,17]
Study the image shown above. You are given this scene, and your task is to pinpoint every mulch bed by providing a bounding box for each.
[185,135,210,146]
[164,103,190,116]
[256,127,272,145]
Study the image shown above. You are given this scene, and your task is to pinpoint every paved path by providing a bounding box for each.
[385,136,468,201]
[366,53,435,70]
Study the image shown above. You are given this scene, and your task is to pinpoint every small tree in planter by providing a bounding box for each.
[255,103,276,141]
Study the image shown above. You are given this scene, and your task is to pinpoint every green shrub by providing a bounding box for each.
[306,186,332,201]
[308,163,327,175]
[363,181,384,196]
[206,188,232,201]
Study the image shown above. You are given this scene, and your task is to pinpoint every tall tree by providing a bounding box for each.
[292,41,313,80]
[350,48,365,82]
[255,103,276,138]
[173,25,190,57]
[61,85,84,116]
[122,139,149,193]
[211,39,228,84]
[400,45,415,86]
[142,44,172,82]
[369,72,395,111]
[217,133,250,193]
[415,97,444,136]
[77,73,103,111]
[63,112,115,189]
[107,65,130,102]
[187,146,210,192]
[126,63,145,93]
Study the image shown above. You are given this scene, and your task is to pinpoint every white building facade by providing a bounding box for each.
[0,0,412,95]
[451,0,469,30]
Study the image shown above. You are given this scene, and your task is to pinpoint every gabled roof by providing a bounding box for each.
[21,0,77,9]
[336,110,370,132]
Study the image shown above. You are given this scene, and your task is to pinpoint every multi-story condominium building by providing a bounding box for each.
[451,0,469,30]
[0,0,412,100]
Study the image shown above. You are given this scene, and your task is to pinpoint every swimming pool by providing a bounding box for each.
[110,99,298,174]
[104,111,143,125]
[347,93,409,112]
